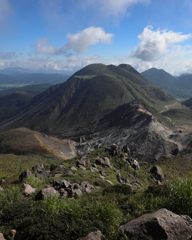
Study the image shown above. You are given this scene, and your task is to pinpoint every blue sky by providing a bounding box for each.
[1,0,192,75]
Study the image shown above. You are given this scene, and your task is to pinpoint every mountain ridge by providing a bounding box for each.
[0,64,175,138]
[142,68,192,98]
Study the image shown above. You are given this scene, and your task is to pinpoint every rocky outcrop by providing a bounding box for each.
[76,230,102,240]
[95,157,112,168]
[35,180,95,200]
[150,166,165,184]
[76,102,181,162]
[119,208,192,240]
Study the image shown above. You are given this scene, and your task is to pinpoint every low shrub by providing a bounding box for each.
[103,184,132,195]
[0,186,24,208]
[165,178,192,215]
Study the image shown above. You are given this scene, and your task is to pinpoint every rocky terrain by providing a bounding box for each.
[1,63,192,239]
[0,128,77,159]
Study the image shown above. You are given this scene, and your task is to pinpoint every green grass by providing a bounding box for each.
[1,147,192,239]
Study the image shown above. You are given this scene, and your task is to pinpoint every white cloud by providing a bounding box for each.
[44,62,61,70]
[86,0,150,17]
[0,0,12,31]
[177,59,192,73]
[64,27,114,53]
[35,27,113,55]
[35,38,60,55]
[131,26,192,61]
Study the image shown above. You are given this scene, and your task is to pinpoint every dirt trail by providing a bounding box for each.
[160,101,181,113]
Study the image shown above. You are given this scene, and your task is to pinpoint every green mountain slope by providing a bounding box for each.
[0,83,52,97]
[0,91,34,122]
[141,68,192,98]
[0,64,175,138]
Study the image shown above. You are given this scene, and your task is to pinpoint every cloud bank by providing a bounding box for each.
[35,27,114,55]
[131,26,192,61]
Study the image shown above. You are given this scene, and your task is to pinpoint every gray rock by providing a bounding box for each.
[50,164,66,172]
[99,168,107,177]
[78,165,86,171]
[35,187,59,200]
[51,173,63,178]
[95,157,111,168]
[105,180,114,185]
[22,183,37,196]
[32,164,45,172]
[76,158,86,167]
[0,233,6,240]
[116,173,129,184]
[68,188,83,198]
[0,179,5,184]
[58,188,68,198]
[19,170,33,182]
[150,165,165,184]
[77,230,102,240]
[128,158,140,170]
[0,187,4,192]
[103,157,112,168]
[71,166,77,171]
[122,145,130,155]
[63,169,73,175]
[110,144,119,156]
[119,208,192,240]
[95,157,105,166]
[61,179,71,188]
[36,170,50,180]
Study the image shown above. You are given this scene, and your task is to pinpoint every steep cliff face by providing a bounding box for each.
[76,102,181,162]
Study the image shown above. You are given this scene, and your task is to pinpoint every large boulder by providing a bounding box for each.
[19,170,33,182]
[150,166,165,184]
[77,230,102,240]
[22,183,37,196]
[35,187,59,200]
[36,170,50,180]
[0,233,6,240]
[119,208,192,240]
[128,158,140,170]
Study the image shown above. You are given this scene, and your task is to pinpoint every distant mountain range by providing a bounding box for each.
[0,63,174,139]
[0,72,69,86]
[0,67,73,76]
[142,68,192,98]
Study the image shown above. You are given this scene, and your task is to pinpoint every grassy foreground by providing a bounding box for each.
[1,149,192,239]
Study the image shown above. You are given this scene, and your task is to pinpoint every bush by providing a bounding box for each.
[103,184,132,195]
[0,186,24,208]
[24,176,44,189]
[165,178,192,215]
